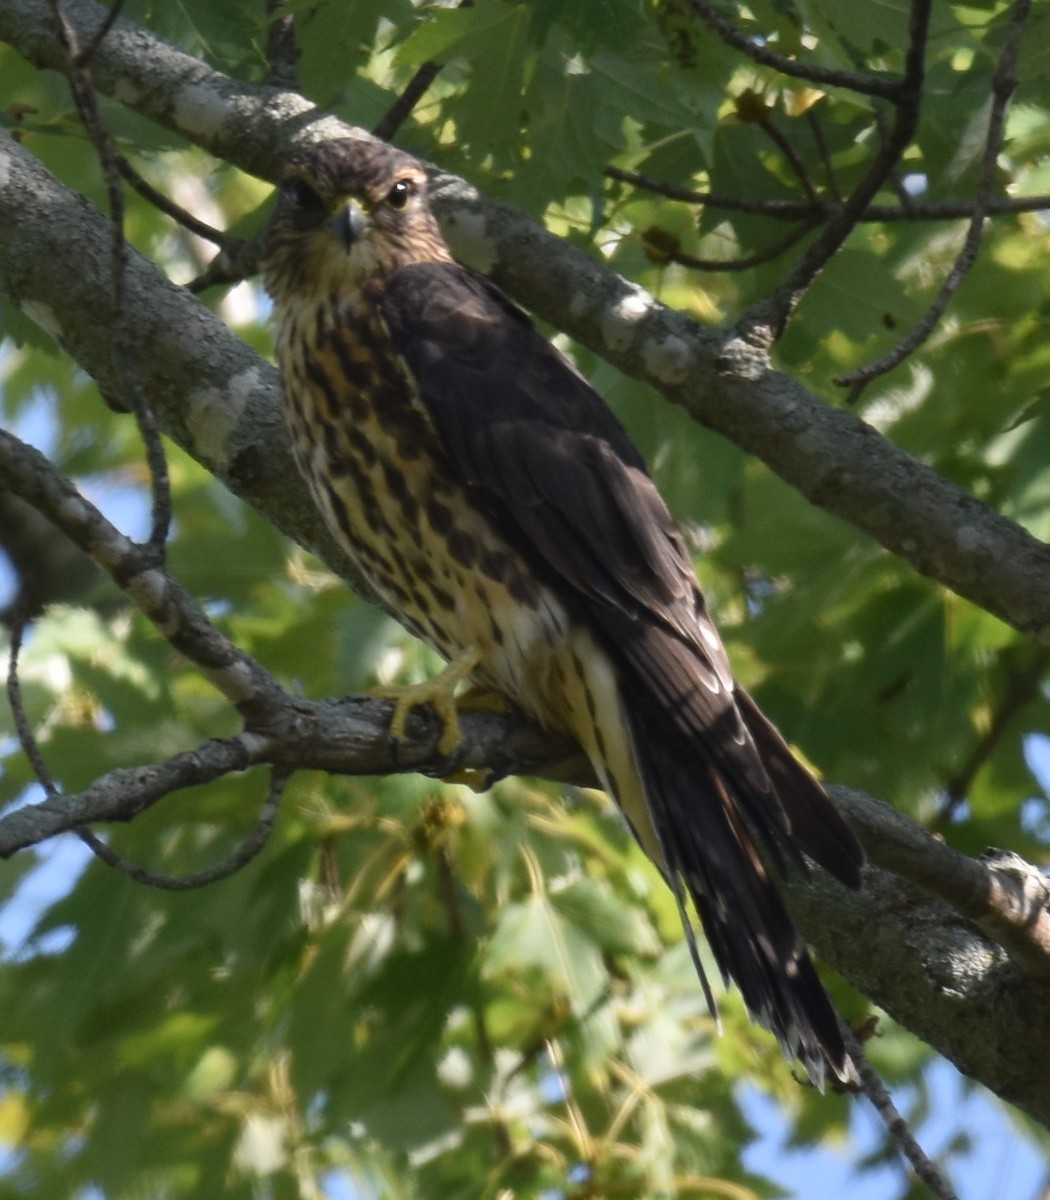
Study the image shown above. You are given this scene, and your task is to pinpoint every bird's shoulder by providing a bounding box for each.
[378,260,717,637]
[376,262,644,460]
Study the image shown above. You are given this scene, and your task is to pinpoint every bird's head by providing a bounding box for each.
[261,138,452,306]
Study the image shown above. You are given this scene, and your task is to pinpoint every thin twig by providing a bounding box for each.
[758,110,821,204]
[842,1021,960,1200]
[6,598,59,797]
[739,0,933,343]
[51,0,172,556]
[117,150,261,292]
[683,0,903,100]
[373,61,443,142]
[806,106,842,202]
[73,0,124,65]
[77,767,288,890]
[607,164,822,216]
[836,0,1032,400]
[937,644,1050,826]
[186,238,262,293]
[608,162,1050,222]
[116,154,228,245]
[873,108,917,211]
[656,219,818,273]
[264,0,299,90]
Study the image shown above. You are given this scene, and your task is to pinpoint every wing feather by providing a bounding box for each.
[378,262,859,883]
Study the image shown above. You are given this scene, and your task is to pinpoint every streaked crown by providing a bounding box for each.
[262,138,451,304]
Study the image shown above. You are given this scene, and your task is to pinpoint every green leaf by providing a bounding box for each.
[485,894,606,1014]
[550,876,660,957]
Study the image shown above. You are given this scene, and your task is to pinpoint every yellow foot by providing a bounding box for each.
[440,765,496,792]
[439,690,514,791]
[372,647,483,759]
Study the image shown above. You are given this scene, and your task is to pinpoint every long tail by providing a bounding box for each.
[626,710,857,1086]
[552,626,859,1082]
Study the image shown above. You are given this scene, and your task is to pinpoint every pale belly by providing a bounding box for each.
[286,370,579,729]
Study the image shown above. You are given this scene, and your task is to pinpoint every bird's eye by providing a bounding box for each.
[385,179,414,210]
[282,177,323,212]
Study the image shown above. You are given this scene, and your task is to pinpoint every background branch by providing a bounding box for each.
[50,0,172,552]
[835,0,1031,399]
[682,0,903,99]
[604,164,1050,223]
[75,767,286,890]
[739,0,931,341]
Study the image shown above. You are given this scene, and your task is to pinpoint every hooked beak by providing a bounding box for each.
[331,199,371,250]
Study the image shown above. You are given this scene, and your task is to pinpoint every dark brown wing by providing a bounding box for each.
[378,261,861,886]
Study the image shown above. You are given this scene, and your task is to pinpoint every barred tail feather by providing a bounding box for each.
[627,714,851,1086]
[736,688,863,889]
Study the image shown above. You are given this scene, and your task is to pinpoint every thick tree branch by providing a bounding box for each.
[829,787,1050,980]
[785,791,1050,1130]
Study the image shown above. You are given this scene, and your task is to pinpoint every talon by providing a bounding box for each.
[423,742,468,780]
[387,728,405,769]
[441,766,495,792]
[372,647,483,760]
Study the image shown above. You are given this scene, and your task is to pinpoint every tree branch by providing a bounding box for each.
[841,1020,959,1200]
[785,791,1050,1129]
[263,0,298,91]
[49,0,172,553]
[682,0,903,100]
[4,427,1050,1126]
[739,0,932,341]
[0,429,585,848]
[830,787,1050,980]
[835,0,1032,399]
[0,429,287,721]
[75,766,286,890]
[2,687,1049,1124]
[604,164,1050,224]
[0,103,1049,647]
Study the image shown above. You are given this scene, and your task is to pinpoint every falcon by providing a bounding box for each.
[261,137,863,1083]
